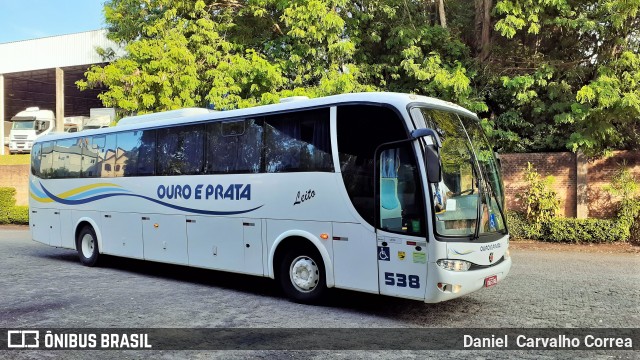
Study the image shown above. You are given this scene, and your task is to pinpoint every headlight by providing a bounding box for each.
[437,259,471,272]
[504,249,510,260]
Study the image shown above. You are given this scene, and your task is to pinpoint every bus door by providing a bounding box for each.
[376,145,428,300]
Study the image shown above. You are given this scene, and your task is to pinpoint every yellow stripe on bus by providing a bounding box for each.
[29,191,54,203]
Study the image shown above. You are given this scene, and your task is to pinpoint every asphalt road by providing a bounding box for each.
[0,227,638,359]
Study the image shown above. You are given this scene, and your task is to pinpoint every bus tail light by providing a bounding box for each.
[437,259,471,272]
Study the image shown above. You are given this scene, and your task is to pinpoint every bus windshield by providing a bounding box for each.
[12,121,36,130]
[413,107,506,239]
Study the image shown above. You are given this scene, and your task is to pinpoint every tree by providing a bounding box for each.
[488,0,640,154]
[78,0,640,156]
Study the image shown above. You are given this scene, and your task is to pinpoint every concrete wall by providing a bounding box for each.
[0,164,29,206]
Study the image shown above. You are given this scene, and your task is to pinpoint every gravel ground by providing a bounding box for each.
[0,227,638,359]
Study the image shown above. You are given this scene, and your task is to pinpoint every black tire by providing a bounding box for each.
[76,225,100,267]
[278,245,327,304]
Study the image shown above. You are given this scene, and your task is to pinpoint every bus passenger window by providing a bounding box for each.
[205,119,263,174]
[52,139,81,178]
[40,142,54,179]
[264,108,332,173]
[31,143,42,177]
[157,124,204,175]
[96,134,116,178]
[117,130,156,177]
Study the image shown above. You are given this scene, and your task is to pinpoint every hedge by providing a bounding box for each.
[9,206,29,225]
[507,199,640,243]
[0,187,28,225]
[542,218,626,243]
[0,187,17,224]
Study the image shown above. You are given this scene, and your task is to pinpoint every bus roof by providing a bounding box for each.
[34,92,477,143]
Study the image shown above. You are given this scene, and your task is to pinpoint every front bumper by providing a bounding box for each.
[9,141,32,153]
[424,256,512,303]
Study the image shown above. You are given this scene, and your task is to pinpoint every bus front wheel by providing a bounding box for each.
[76,226,100,267]
[279,245,327,303]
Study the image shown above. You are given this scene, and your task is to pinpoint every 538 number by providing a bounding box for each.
[384,272,420,289]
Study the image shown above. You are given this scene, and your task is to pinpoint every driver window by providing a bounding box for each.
[378,144,425,236]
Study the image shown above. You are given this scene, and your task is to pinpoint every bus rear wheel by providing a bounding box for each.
[279,246,327,303]
[76,225,100,267]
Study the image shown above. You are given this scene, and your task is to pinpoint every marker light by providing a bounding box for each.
[320,233,329,240]
[436,259,471,272]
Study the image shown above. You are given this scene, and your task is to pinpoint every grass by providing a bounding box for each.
[0,154,30,165]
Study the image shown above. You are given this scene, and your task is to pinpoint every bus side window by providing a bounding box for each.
[205,119,263,174]
[31,143,42,177]
[97,134,117,178]
[40,142,54,179]
[264,108,332,173]
[137,130,156,176]
[52,139,81,178]
[82,136,99,178]
[157,124,204,176]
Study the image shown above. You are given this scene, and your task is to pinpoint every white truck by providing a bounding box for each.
[8,107,55,154]
[83,108,116,130]
[64,116,89,133]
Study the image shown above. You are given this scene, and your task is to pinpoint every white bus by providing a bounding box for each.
[29,92,511,303]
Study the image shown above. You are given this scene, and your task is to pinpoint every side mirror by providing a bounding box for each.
[411,128,442,183]
[425,145,442,183]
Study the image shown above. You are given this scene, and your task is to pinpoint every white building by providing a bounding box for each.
[0,29,124,154]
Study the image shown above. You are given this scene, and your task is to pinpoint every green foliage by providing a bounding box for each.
[490,0,640,154]
[78,0,640,154]
[0,187,18,224]
[616,198,640,239]
[604,164,640,239]
[0,187,29,225]
[508,210,633,243]
[79,0,482,115]
[8,206,29,225]
[542,218,626,243]
[509,162,639,243]
[604,164,639,202]
[516,162,560,224]
[506,211,542,240]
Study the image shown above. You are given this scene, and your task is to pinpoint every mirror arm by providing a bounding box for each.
[411,128,442,148]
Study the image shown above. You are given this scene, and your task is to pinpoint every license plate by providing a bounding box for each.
[484,275,498,287]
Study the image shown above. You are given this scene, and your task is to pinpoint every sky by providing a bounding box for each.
[0,0,105,43]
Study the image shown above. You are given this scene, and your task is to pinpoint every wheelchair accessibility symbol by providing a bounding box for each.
[378,246,390,261]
